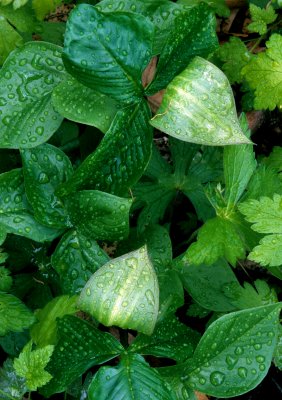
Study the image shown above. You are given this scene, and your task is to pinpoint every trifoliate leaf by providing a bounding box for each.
[248,4,277,35]
[0,358,27,400]
[216,37,253,84]
[78,246,159,335]
[0,266,12,291]
[0,293,35,336]
[242,34,282,110]
[30,295,77,347]
[13,341,54,391]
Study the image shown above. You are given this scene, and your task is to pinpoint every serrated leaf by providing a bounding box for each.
[63,4,154,104]
[151,57,251,146]
[0,169,62,242]
[0,266,12,291]
[129,314,200,363]
[21,144,73,229]
[216,37,253,84]
[41,315,123,396]
[57,101,153,198]
[65,190,131,241]
[0,358,27,400]
[242,34,282,110]
[0,41,67,149]
[52,77,121,133]
[32,0,64,20]
[14,341,54,391]
[248,234,282,267]
[248,4,277,35]
[51,229,109,294]
[78,246,159,335]
[185,216,246,266]
[0,293,35,336]
[244,165,282,201]
[88,353,175,400]
[224,114,256,208]
[30,295,77,347]
[147,3,218,94]
[186,304,282,397]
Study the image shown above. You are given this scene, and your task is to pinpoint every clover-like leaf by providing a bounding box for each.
[0,41,67,149]
[51,229,109,294]
[186,303,282,397]
[150,57,252,146]
[78,246,159,335]
[63,4,154,104]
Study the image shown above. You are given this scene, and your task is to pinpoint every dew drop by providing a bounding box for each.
[71,269,79,279]
[145,289,155,306]
[225,354,238,369]
[210,371,225,386]
[86,288,91,296]
[234,346,244,355]
[238,367,248,379]
[125,257,138,269]
[36,126,44,136]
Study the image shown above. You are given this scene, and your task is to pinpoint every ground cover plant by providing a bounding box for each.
[0,0,282,399]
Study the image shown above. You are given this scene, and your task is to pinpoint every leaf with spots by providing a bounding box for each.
[0,169,63,242]
[56,101,152,198]
[13,341,54,391]
[51,229,109,294]
[64,190,131,241]
[30,295,78,347]
[178,0,230,17]
[0,292,35,336]
[186,303,282,397]
[0,358,27,400]
[52,77,121,133]
[129,314,200,363]
[0,41,67,149]
[78,246,159,335]
[63,4,154,104]
[41,315,123,396]
[146,3,218,95]
[150,57,252,146]
[21,144,73,229]
[88,353,176,400]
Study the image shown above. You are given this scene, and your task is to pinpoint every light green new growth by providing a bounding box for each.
[248,4,277,35]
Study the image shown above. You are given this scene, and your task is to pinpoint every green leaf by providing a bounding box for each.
[88,353,175,400]
[0,16,23,65]
[248,234,282,267]
[0,293,35,336]
[51,229,109,294]
[57,101,153,197]
[0,266,12,291]
[78,246,159,335]
[242,34,282,110]
[32,0,64,20]
[63,4,154,104]
[0,358,27,400]
[216,37,253,84]
[36,21,66,46]
[0,169,62,242]
[52,76,121,133]
[41,315,123,396]
[65,190,131,241]
[248,4,277,35]
[129,314,200,362]
[21,144,73,229]
[186,304,282,397]
[185,216,246,266]
[147,3,218,94]
[151,57,252,146]
[244,164,282,201]
[0,0,28,8]
[223,114,256,208]
[274,325,282,370]
[0,41,67,149]
[30,295,77,347]
[14,341,54,391]
[159,365,197,400]
[178,0,230,17]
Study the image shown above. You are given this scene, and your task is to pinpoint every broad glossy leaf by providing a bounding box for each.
[41,315,123,396]
[51,229,109,294]
[65,190,131,241]
[159,365,197,400]
[0,42,66,149]
[21,144,73,229]
[129,314,200,362]
[0,293,35,336]
[150,57,252,146]
[0,358,27,400]
[52,77,120,133]
[0,169,62,242]
[78,247,159,335]
[63,4,154,104]
[147,4,218,94]
[88,353,175,400]
[187,304,282,397]
[14,341,54,391]
[30,295,77,347]
[57,101,153,197]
